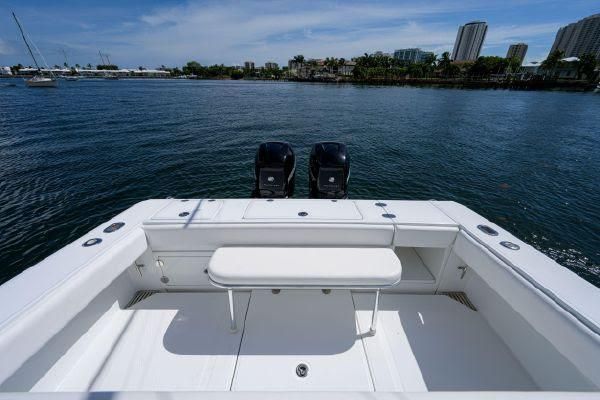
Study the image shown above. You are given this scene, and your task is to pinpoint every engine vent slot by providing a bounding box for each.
[441,292,477,311]
[126,290,159,309]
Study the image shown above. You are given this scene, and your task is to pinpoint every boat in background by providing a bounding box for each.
[24,75,58,87]
[11,12,57,88]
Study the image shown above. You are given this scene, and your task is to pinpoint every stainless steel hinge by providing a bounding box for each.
[458,265,468,279]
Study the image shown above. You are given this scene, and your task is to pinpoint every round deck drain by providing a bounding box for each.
[477,224,499,236]
[103,222,125,233]
[179,212,190,217]
[82,238,102,247]
[382,213,396,219]
[375,202,387,207]
[271,289,281,294]
[298,211,308,217]
[500,241,520,250]
[296,363,308,378]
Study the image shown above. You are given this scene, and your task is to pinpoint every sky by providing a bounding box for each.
[0,0,598,68]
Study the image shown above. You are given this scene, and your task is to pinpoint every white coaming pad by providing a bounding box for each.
[43,292,250,392]
[353,293,538,391]
[232,290,373,391]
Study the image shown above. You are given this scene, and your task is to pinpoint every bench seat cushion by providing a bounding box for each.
[208,247,402,287]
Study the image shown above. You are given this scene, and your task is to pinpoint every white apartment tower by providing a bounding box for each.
[550,14,600,60]
[451,21,488,61]
[506,43,528,65]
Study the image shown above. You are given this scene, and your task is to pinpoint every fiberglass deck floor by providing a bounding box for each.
[33,291,537,392]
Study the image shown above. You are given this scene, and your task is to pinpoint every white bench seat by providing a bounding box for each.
[208,247,402,288]
[208,247,402,335]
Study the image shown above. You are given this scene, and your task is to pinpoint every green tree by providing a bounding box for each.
[575,53,597,81]
[467,56,508,78]
[182,61,203,76]
[541,49,564,78]
[438,52,458,78]
[231,69,244,80]
[10,63,23,74]
[324,57,338,73]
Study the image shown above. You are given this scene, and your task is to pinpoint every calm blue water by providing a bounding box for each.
[0,79,599,286]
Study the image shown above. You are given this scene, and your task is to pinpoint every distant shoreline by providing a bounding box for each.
[280,77,596,92]
[2,75,596,92]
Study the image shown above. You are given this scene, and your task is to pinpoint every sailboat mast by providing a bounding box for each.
[12,12,41,71]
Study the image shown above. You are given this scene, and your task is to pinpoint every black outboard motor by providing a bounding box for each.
[309,142,350,199]
[253,142,296,198]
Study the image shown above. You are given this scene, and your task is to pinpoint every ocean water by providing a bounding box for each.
[0,79,598,286]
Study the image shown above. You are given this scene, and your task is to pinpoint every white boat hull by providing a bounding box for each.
[26,77,57,87]
[0,199,598,397]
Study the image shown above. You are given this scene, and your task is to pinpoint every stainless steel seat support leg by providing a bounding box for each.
[369,289,380,335]
[228,289,237,332]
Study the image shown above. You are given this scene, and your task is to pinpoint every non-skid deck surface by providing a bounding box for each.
[35,292,250,392]
[232,290,373,391]
[353,293,537,391]
[32,291,536,392]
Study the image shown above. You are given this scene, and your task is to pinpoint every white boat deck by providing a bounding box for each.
[30,291,537,392]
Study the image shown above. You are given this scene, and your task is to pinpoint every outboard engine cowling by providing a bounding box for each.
[253,142,296,198]
[309,142,350,199]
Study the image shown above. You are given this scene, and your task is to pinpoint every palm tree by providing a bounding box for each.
[575,53,597,81]
[325,57,338,73]
[437,52,462,78]
[422,53,437,78]
[291,55,305,77]
[541,49,564,78]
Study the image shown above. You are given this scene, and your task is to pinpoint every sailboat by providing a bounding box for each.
[62,49,79,81]
[12,12,58,88]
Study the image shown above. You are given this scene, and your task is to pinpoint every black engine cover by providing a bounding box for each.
[309,142,350,199]
[253,142,296,198]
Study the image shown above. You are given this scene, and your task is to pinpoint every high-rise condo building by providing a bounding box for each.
[451,21,488,61]
[393,48,435,64]
[244,61,255,70]
[506,43,528,65]
[550,14,600,60]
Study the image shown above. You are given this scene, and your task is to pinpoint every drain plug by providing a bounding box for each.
[296,363,308,378]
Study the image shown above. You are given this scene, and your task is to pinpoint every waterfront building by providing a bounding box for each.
[1,66,12,75]
[550,14,600,60]
[520,61,541,75]
[393,48,434,63]
[373,51,392,57]
[264,62,278,70]
[338,61,356,76]
[451,21,488,61]
[244,61,255,71]
[506,43,528,65]
[16,67,170,78]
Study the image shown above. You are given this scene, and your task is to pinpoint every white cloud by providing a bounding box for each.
[122,1,476,65]
[0,0,569,66]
